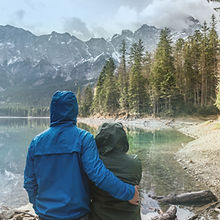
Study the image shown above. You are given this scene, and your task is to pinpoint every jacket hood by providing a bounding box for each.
[50,91,78,126]
[95,122,129,155]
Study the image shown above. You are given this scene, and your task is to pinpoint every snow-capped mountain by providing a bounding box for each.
[0,17,201,105]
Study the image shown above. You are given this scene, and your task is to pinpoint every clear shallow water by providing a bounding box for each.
[0,118,49,208]
[0,118,204,219]
[126,128,202,219]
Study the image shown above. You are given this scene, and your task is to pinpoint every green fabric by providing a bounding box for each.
[95,122,129,155]
[90,122,142,220]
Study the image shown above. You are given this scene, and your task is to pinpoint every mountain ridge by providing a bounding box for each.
[0,18,201,106]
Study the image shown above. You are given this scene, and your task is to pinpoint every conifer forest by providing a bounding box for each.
[77,16,220,117]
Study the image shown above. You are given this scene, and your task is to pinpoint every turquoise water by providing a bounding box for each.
[0,118,204,218]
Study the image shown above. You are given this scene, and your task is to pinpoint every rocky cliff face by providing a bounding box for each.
[0,18,201,105]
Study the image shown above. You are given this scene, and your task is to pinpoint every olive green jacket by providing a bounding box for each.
[90,123,142,220]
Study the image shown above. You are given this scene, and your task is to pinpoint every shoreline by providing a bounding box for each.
[78,116,201,130]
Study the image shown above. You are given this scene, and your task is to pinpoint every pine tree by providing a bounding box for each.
[128,39,148,114]
[93,58,119,115]
[92,63,108,113]
[182,36,197,106]
[150,28,176,115]
[118,40,127,89]
[190,31,202,106]
[207,14,218,105]
[200,21,209,106]
[142,51,152,79]
[142,51,152,112]
[104,58,120,114]
[81,85,93,116]
[76,87,82,115]
[174,38,185,97]
[216,79,220,111]
[118,40,129,111]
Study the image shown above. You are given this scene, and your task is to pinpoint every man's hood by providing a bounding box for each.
[50,91,78,126]
[95,122,129,155]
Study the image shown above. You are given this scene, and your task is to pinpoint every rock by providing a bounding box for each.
[0,206,37,220]
[188,215,198,220]
[151,206,177,220]
[0,210,16,219]
[150,190,218,206]
[215,208,220,214]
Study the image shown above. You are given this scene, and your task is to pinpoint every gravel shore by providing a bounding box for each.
[78,116,172,130]
[175,119,220,199]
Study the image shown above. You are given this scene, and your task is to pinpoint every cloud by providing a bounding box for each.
[63,17,94,40]
[2,0,218,40]
[24,0,35,9]
[8,9,26,27]
[140,0,214,30]
[112,0,154,10]
[15,9,26,22]
[92,26,111,40]
[24,0,47,10]
[102,0,217,37]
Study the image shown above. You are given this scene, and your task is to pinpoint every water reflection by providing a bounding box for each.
[0,118,50,208]
[0,117,49,128]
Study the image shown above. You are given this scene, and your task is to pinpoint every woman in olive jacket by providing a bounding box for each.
[90,122,142,220]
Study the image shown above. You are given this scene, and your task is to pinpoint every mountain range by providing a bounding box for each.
[0,16,201,106]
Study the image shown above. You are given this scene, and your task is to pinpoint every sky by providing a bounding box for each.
[0,0,219,41]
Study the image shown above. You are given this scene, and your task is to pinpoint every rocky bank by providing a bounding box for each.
[175,119,220,199]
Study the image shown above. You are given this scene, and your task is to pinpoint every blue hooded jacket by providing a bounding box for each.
[24,91,134,220]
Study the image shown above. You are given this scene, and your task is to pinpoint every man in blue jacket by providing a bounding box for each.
[24,91,139,220]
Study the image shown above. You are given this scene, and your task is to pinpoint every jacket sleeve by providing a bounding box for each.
[24,140,38,205]
[80,132,135,201]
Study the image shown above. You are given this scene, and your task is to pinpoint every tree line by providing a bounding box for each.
[0,105,49,117]
[77,16,220,117]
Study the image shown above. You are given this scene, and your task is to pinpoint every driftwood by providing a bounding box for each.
[150,190,217,206]
[151,206,177,220]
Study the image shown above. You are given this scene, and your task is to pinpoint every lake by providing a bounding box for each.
[0,118,204,219]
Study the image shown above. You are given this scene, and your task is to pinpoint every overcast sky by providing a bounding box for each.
[0,0,219,40]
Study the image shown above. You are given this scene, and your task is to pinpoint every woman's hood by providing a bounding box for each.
[95,122,129,155]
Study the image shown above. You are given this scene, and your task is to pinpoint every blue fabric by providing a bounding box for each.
[24,91,134,220]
